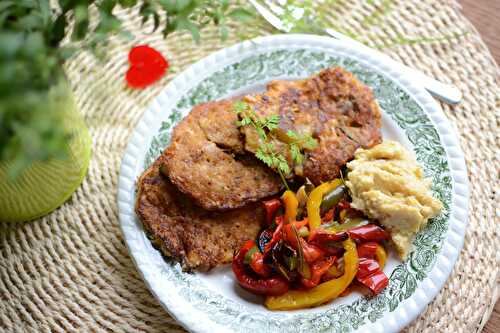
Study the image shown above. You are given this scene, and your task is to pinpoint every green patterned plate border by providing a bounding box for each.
[118,35,469,333]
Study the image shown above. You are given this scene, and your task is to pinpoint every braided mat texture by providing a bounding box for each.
[1,1,498,332]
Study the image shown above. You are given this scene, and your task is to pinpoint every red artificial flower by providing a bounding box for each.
[126,45,168,89]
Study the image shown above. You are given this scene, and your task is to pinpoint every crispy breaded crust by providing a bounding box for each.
[242,67,382,184]
[164,101,282,211]
[135,155,263,271]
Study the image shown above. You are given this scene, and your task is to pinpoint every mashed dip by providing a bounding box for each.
[346,140,442,259]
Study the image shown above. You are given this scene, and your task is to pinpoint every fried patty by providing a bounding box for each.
[135,154,263,271]
[164,101,283,211]
[241,67,382,185]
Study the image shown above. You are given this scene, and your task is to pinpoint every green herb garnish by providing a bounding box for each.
[233,101,317,188]
[286,130,318,165]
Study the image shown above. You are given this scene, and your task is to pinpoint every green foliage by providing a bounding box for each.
[277,0,357,38]
[0,0,253,177]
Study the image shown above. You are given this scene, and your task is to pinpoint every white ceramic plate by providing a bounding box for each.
[118,34,469,333]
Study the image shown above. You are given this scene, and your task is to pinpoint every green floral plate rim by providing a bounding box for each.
[118,34,469,333]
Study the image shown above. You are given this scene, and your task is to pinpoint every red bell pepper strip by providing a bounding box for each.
[357,242,387,269]
[249,251,271,277]
[355,242,389,294]
[264,216,284,253]
[322,208,335,223]
[308,229,348,243]
[348,224,389,242]
[300,256,336,288]
[233,240,289,296]
[337,199,350,211]
[357,269,388,294]
[356,258,380,279]
[301,240,324,264]
[262,198,282,226]
[357,242,379,258]
[306,229,347,256]
[283,224,324,263]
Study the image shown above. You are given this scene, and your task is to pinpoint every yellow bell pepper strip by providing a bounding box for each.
[375,244,387,269]
[265,238,358,310]
[295,185,309,209]
[307,179,343,230]
[281,190,298,225]
[339,209,348,222]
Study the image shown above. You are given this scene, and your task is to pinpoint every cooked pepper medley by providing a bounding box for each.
[232,179,390,310]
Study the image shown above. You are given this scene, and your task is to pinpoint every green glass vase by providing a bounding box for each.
[0,79,91,223]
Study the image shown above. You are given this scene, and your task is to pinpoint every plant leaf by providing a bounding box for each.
[219,25,228,41]
[72,5,89,41]
[286,129,298,139]
[178,18,201,42]
[119,0,138,8]
[233,101,247,114]
[38,0,51,26]
[50,14,66,46]
[0,1,14,12]
[303,136,318,149]
[264,115,280,131]
[290,143,303,164]
[228,8,254,22]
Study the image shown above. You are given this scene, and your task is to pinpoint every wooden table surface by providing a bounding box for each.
[461,0,500,64]
[459,1,499,332]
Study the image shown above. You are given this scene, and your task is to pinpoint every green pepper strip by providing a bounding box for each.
[319,184,347,215]
[326,217,370,233]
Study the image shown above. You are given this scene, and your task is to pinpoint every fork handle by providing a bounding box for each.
[324,29,462,105]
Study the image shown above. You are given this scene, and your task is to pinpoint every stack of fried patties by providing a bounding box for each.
[135,67,382,271]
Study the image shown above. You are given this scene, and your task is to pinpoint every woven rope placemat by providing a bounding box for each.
[1,1,498,332]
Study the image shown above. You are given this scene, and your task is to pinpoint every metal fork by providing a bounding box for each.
[249,0,462,105]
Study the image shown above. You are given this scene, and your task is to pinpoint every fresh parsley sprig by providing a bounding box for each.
[286,130,318,165]
[233,101,317,188]
[255,143,290,175]
[234,100,279,136]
